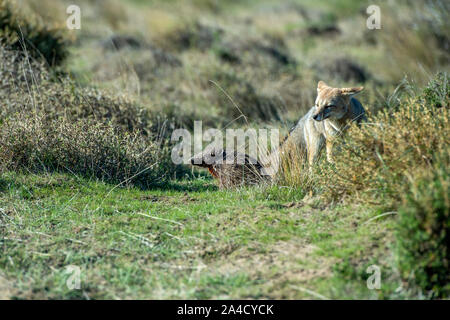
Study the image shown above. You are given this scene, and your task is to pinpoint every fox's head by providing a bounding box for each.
[312,81,364,121]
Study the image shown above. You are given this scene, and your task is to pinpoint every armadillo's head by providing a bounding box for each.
[190,147,226,168]
[190,148,266,186]
[190,147,227,178]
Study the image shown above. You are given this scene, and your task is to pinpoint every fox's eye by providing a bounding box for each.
[211,152,215,157]
[326,105,336,109]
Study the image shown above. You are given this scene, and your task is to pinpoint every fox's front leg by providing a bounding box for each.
[307,135,324,167]
[326,139,334,163]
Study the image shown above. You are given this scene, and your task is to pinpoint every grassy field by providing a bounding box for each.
[0,0,449,299]
[1,172,397,299]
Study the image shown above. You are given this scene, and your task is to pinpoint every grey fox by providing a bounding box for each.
[282,81,365,165]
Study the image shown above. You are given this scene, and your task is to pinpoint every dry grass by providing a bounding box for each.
[275,139,318,195]
[371,1,449,84]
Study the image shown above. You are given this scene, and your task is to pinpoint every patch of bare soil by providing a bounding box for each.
[0,274,16,300]
[212,240,335,298]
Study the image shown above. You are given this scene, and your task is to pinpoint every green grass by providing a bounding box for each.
[2,0,448,300]
[0,172,399,299]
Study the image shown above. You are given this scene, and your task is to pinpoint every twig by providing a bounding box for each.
[119,231,154,248]
[209,80,248,125]
[289,285,330,300]
[362,211,398,225]
[135,212,183,226]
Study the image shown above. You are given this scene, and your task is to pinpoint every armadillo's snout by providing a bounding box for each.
[190,155,204,167]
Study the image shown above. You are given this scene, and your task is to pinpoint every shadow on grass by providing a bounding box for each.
[0,176,24,193]
[0,177,9,193]
[154,180,219,192]
[126,168,218,192]
[0,170,219,194]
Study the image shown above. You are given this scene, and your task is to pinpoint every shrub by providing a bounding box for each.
[421,72,449,109]
[0,0,69,66]
[0,114,178,188]
[0,48,183,188]
[0,46,48,98]
[395,156,450,298]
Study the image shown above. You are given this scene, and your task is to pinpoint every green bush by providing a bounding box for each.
[0,0,69,66]
[396,156,450,298]
[422,72,449,109]
[0,114,178,188]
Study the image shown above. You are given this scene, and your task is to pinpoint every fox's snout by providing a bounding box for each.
[313,112,325,121]
[312,107,329,121]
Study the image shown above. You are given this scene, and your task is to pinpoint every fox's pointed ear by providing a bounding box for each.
[340,86,364,96]
[317,81,328,91]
